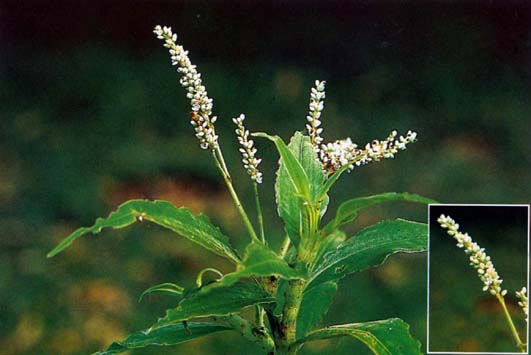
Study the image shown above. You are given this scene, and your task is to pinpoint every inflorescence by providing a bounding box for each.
[437,214,507,296]
[306,80,326,155]
[154,25,219,150]
[154,26,417,179]
[233,114,263,184]
[319,130,417,174]
[516,287,528,322]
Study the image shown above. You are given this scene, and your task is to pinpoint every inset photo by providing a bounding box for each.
[428,204,529,354]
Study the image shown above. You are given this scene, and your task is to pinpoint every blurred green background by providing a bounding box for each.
[1,1,530,354]
[429,205,528,352]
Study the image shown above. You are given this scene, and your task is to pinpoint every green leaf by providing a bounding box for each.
[297,281,338,339]
[254,132,311,200]
[324,192,436,233]
[218,242,307,286]
[157,281,274,326]
[47,199,240,264]
[139,283,184,302]
[312,229,346,272]
[92,322,231,355]
[294,318,422,355]
[309,219,427,289]
[267,132,327,246]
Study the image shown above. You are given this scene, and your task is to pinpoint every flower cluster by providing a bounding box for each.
[233,114,263,184]
[319,130,417,174]
[516,287,528,322]
[153,25,218,150]
[437,214,507,296]
[305,80,326,154]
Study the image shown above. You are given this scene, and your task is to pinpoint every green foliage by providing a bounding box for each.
[93,322,232,355]
[269,132,328,247]
[139,283,184,302]
[294,318,422,355]
[309,219,428,288]
[47,35,434,353]
[47,199,240,263]
[156,282,274,326]
[218,242,307,287]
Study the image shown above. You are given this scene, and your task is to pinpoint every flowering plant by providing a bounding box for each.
[48,26,434,355]
[437,214,528,352]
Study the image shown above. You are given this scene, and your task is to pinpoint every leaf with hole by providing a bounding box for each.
[47,199,240,264]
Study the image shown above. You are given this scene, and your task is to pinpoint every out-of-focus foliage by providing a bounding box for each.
[1,1,530,354]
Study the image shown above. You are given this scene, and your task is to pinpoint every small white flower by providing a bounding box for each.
[154,25,218,150]
[306,80,326,154]
[233,114,263,184]
[516,287,528,322]
[319,130,417,174]
[437,214,506,296]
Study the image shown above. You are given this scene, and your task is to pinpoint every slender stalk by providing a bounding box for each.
[211,150,259,243]
[496,294,526,352]
[253,182,265,243]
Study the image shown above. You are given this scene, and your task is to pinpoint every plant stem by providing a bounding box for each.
[211,149,259,243]
[278,279,306,354]
[217,314,275,354]
[253,182,265,243]
[496,293,526,352]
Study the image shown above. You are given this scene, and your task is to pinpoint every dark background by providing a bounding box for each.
[1,1,530,354]
[429,205,528,352]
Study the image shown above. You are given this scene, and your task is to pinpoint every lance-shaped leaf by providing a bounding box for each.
[296,281,338,339]
[257,132,327,246]
[323,192,436,234]
[139,283,184,302]
[309,219,427,289]
[156,281,274,326]
[294,318,422,355]
[92,322,232,355]
[254,132,311,199]
[47,199,240,264]
[218,242,307,286]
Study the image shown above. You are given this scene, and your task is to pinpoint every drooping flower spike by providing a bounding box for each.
[437,214,507,296]
[516,287,528,322]
[153,25,219,150]
[319,130,417,174]
[233,114,263,184]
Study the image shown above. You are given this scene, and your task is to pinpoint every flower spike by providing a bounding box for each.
[516,287,528,322]
[306,80,326,154]
[319,130,417,174]
[437,214,507,296]
[153,25,219,150]
[233,114,263,184]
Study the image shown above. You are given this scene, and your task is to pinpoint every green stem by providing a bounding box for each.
[212,150,259,243]
[217,314,275,354]
[253,182,265,243]
[496,293,525,352]
[278,279,306,354]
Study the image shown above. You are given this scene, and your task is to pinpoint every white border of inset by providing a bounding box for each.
[427,204,530,355]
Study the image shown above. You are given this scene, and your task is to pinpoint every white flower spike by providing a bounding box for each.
[306,80,326,154]
[437,214,507,296]
[153,25,218,150]
[516,287,528,322]
[319,130,417,174]
[233,114,263,184]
